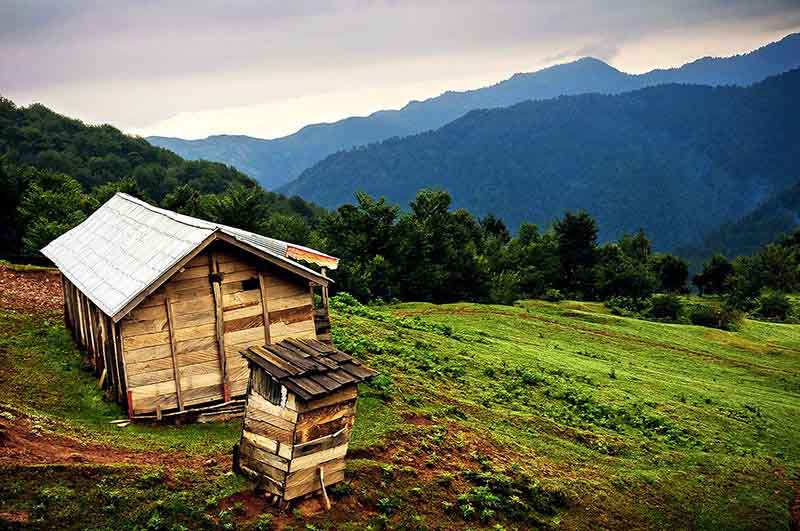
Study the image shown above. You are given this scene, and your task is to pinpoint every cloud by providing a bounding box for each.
[2,0,799,137]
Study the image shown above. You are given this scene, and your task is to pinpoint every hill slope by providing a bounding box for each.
[148,33,800,189]
[281,69,800,251]
[1,277,798,529]
[0,97,326,256]
[680,180,800,264]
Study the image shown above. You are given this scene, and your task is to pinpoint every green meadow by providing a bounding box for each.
[0,295,798,530]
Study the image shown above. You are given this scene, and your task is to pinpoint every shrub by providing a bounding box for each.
[688,304,717,327]
[605,296,647,316]
[688,303,743,331]
[756,291,793,321]
[542,289,564,302]
[648,293,683,321]
[251,514,274,531]
[367,374,395,400]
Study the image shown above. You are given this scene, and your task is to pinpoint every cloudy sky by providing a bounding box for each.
[2,0,799,140]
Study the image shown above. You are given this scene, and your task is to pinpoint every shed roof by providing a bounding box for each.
[241,338,377,401]
[41,193,338,321]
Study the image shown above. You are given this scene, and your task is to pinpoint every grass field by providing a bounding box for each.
[0,293,798,530]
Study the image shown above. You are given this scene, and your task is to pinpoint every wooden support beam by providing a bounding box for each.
[320,268,329,309]
[319,467,331,510]
[115,321,129,403]
[165,296,184,411]
[127,390,134,419]
[258,272,271,346]
[210,252,230,402]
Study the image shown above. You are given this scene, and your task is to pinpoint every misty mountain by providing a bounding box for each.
[148,33,800,190]
[279,69,800,252]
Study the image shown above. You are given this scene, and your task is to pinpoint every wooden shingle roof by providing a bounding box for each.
[240,338,377,401]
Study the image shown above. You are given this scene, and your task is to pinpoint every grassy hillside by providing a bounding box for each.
[1,291,798,529]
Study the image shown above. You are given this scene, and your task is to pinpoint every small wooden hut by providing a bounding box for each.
[234,338,376,503]
[41,193,339,421]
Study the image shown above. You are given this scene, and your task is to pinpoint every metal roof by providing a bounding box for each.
[241,338,377,401]
[41,193,337,321]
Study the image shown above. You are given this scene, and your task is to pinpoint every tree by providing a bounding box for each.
[692,254,734,295]
[619,229,651,263]
[651,254,689,293]
[17,168,91,253]
[480,214,511,244]
[321,192,401,301]
[91,177,142,206]
[595,243,657,302]
[553,210,598,298]
[398,189,487,302]
[0,160,25,253]
[162,184,202,217]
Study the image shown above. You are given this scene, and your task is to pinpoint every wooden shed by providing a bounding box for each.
[41,193,339,421]
[234,338,376,503]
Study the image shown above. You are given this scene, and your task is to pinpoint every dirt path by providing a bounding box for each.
[0,414,227,469]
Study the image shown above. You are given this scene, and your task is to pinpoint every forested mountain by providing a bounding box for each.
[148,33,800,189]
[0,97,325,256]
[281,69,800,251]
[679,180,800,265]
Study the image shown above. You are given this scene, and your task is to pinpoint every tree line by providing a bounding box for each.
[318,190,690,305]
[2,96,796,321]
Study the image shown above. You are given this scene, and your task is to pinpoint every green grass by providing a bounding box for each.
[1,295,798,530]
[0,309,241,455]
[329,296,800,530]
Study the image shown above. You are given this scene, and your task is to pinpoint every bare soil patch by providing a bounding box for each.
[0,414,226,470]
[0,264,62,314]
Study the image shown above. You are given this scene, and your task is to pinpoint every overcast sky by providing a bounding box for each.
[2,0,799,140]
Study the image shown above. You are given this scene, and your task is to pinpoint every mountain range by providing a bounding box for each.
[280,69,800,251]
[148,33,800,190]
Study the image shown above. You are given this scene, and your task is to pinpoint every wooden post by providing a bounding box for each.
[60,274,70,331]
[114,321,129,404]
[210,252,230,402]
[318,467,331,510]
[258,272,271,345]
[320,268,329,309]
[165,296,184,411]
[127,390,134,419]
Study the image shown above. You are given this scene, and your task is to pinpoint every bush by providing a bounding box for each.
[605,296,648,316]
[688,303,743,331]
[542,289,564,302]
[648,294,683,321]
[756,291,793,321]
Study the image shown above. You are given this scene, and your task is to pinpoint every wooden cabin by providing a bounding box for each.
[234,338,376,503]
[41,193,339,421]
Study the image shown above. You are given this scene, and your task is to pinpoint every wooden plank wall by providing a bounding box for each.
[239,381,356,500]
[61,277,126,405]
[121,251,221,414]
[120,243,319,416]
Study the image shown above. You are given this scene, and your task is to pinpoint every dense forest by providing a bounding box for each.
[281,69,800,252]
[151,32,800,189]
[1,96,796,324]
[679,180,800,265]
[0,97,325,257]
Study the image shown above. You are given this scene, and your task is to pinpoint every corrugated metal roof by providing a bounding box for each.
[41,193,337,321]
